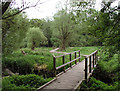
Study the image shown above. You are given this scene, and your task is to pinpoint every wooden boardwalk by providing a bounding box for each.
[37,61,85,90]
[37,50,98,91]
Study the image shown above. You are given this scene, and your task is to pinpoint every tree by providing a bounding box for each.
[88,1,120,58]
[69,1,100,47]
[2,10,29,54]
[52,9,77,50]
[42,19,53,47]
[29,19,45,28]
[26,27,47,50]
[2,0,43,20]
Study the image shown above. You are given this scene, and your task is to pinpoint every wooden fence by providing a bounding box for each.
[83,50,98,80]
[53,50,81,77]
[53,50,98,80]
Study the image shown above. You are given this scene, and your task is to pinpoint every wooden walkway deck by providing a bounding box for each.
[37,61,85,91]
[37,50,98,91]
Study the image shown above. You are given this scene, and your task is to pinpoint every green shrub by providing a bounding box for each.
[80,77,118,90]
[88,77,119,90]
[2,74,52,91]
[99,54,119,73]
[2,55,46,74]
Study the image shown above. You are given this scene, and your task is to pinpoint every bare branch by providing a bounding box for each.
[2,0,45,20]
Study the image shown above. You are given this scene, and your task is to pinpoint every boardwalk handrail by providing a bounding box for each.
[55,50,80,58]
[53,50,80,77]
[83,50,98,81]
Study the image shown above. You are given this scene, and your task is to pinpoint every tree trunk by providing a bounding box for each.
[60,40,66,51]
[2,2,11,15]
[48,39,52,47]
[32,41,35,50]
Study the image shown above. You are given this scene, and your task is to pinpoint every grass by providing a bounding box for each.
[3,47,99,75]
[2,46,99,91]
[54,46,98,69]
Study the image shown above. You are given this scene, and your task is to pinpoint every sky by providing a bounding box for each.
[24,0,65,19]
[23,0,119,19]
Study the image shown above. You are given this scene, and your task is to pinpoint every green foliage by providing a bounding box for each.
[2,74,52,91]
[80,52,119,90]
[29,19,45,28]
[52,9,78,50]
[88,1,120,55]
[99,54,119,73]
[2,49,50,74]
[42,19,53,47]
[2,47,98,76]
[81,77,119,90]
[2,9,29,54]
[88,77,118,90]
[50,37,60,47]
[2,47,55,75]
[26,27,47,49]
[68,1,100,47]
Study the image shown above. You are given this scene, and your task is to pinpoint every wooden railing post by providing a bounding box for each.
[96,51,98,63]
[89,56,91,73]
[93,54,94,68]
[85,57,87,80]
[79,50,80,62]
[75,52,77,64]
[95,53,97,64]
[53,57,56,77]
[63,56,65,72]
[70,54,72,68]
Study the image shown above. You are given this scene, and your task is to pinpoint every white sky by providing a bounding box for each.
[24,0,65,19]
[23,0,119,19]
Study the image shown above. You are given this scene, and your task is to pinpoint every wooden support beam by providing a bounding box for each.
[93,54,94,68]
[70,54,72,68]
[53,57,56,77]
[89,56,91,73]
[79,50,80,62]
[63,56,65,72]
[85,57,87,80]
[95,53,97,64]
[75,52,77,64]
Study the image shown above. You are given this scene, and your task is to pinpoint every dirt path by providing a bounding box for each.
[38,60,85,90]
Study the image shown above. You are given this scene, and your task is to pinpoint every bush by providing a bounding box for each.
[99,54,119,73]
[2,54,46,74]
[89,77,120,90]
[80,77,119,90]
[2,74,52,91]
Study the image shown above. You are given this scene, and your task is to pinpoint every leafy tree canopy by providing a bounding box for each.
[2,9,29,55]
[26,27,47,50]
